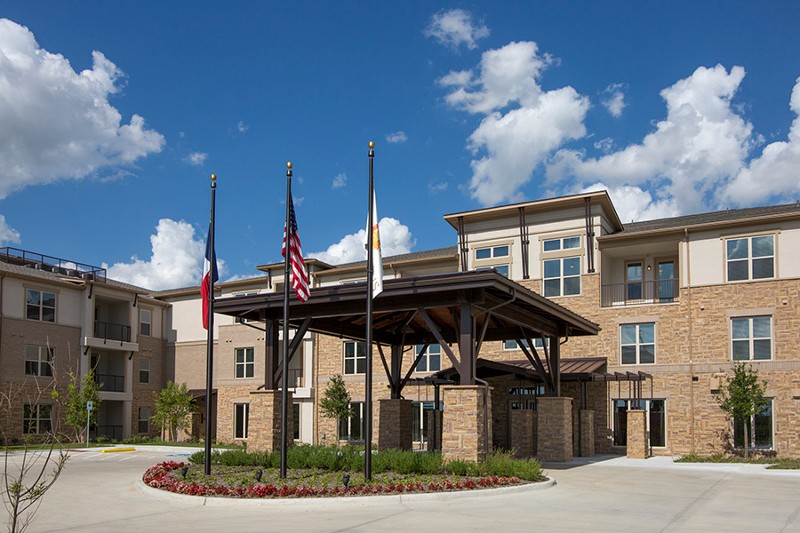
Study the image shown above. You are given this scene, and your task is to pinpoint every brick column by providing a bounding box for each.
[510,409,537,458]
[536,396,573,462]
[247,390,293,453]
[579,410,595,457]
[441,385,492,462]
[378,398,412,450]
[626,409,648,459]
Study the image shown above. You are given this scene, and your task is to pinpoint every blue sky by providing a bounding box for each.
[1,2,799,290]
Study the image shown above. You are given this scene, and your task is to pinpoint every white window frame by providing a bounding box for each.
[731,316,772,361]
[235,347,255,378]
[474,244,510,261]
[139,356,151,384]
[234,403,249,439]
[725,234,775,282]
[414,344,441,373]
[502,338,548,351]
[543,256,581,297]
[339,401,364,442]
[23,404,52,435]
[343,341,366,375]
[138,406,151,434]
[542,236,581,252]
[620,323,656,365]
[25,345,54,377]
[139,308,152,337]
[26,288,56,322]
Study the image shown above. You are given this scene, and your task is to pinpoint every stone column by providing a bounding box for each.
[510,409,537,458]
[536,396,573,462]
[626,409,648,459]
[247,389,293,453]
[579,410,595,457]
[426,410,443,452]
[441,385,492,462]
[378,398,412,450]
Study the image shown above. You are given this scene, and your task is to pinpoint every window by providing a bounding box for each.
[726,235,774,281]
[475,245,509,260]
[25,345,53,377]
[23,404,52,434]
[476,265,509,277]
[138,407,151,434]
[414,344,441,372]
[343,341,366,375]
[412,401,440,446]
[543,257,581,297]
[620,323,655,364]
[139,357,151,384]
[235,347,255,378]
[234,403,249,439]
[612,399,666,447]
[139,309,152,336]
[503,338,548,351]
[733,399,772,449]
[339,401,364,441]
[543,236,580,252]
[293,403,300,440]
[626,261,643,301]
[26,289,56,322]
[731,316,772,361]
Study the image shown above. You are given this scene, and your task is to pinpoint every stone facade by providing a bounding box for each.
[441,385,492,462]
[537,396,573,462]
[626,409,648,459]
[510,409,537,457]
[378,398,412,450]
[247,389,293,453]
[579,410,595,457]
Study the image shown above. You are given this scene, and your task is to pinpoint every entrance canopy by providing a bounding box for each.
[214,270,600,390]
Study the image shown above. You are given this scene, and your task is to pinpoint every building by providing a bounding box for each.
[0,248,168,443]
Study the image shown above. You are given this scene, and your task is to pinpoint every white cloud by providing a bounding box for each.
[581,182,680,223]
[601,83,626,118]
[547,65,754,215]
[332,173,347,189]
[720,76,800,205]
[425,9,489,51]
[0,19,164,199]
[104,219,225,290]
[309,218,415,265]
[594,137,615,153]
[441,41,589,205]
[237,120,248,133]
[0,214,21,245]
[185,152,208,166]
[428,180,448,194]
[386,131,408,144]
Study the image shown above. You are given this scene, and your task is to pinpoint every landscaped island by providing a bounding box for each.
[143,446,546,498]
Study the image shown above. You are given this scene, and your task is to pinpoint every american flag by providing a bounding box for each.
[282,197,310,302]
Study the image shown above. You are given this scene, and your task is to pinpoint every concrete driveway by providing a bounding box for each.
[3,447,800,532]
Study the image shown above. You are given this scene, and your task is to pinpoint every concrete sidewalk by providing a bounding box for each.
[3,448,800,532]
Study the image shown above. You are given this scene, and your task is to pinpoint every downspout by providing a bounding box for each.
[685,227,695,454]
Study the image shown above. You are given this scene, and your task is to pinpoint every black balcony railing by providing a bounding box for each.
[95,373,125,392]
[94,320,131,342]
[601,278,678,307]
[92,425,123,441]
[0,247,107,282]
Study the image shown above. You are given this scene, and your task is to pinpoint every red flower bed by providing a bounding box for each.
[142,462,524,499]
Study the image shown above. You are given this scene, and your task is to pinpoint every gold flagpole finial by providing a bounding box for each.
[368,141,375,149]
[210,173,217,188]
[286,161,293,177]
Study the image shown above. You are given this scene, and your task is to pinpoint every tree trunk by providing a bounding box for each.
[743,417,750,459]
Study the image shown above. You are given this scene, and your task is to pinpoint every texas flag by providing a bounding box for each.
[200,223,218,329]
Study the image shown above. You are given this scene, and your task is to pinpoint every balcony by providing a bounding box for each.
[94,320,131,342]
[95,373,125,393]
[601,279,678,307]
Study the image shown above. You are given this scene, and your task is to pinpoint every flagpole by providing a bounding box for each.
[280,162,293,479]
[365,141,375,480]
[204,173,217,476]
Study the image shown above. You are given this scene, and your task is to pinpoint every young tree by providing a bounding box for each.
[319,375,352,442]
[151,381,194,442]
[58,371,101,443]
[716,362,769,458]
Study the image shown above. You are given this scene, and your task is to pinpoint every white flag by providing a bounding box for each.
[369,190,383,298]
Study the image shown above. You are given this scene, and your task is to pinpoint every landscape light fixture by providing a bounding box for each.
[181,466,189,479]
[255,469,263,482]
[342,473,350,488]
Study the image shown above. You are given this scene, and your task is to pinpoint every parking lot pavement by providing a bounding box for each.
[3,447,800,532]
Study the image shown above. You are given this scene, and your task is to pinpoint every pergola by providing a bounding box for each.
[214,270,601,397]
